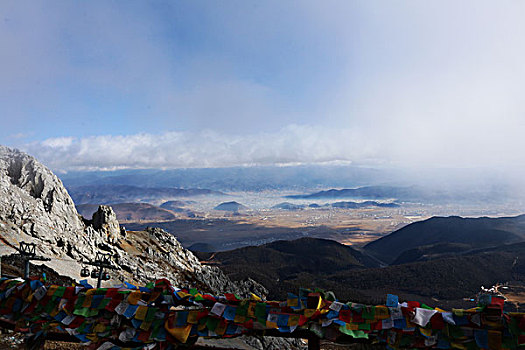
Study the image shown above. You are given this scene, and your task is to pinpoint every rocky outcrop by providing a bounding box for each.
[0,146,262,296]
[0,146,83,242]
[0,145,303,349]
[91,205,121,243]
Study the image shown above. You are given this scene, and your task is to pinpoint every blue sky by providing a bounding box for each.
[1,1,524,170]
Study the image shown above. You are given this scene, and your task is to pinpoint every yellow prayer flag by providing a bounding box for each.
[49,308,60,318]
[304,309,317,318]
[82,294,93,308]
[420,328,432,337]
[346,323,359,331]
[127,291,143,305]
[266,320,278,329]
[375,306,390,320]
[452,309,464,317]
[234,314,246,324]
[287,297,298,307]
[288,315,300,327]
[215,321,227,336]
[140,320,152,331]
[93,323,106,333]
[187,311,199,324]
[135,306,148,321]
[165,323,192,343]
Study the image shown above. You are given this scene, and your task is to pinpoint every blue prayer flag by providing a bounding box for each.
[123,304,139,318]
[386,294,398,307]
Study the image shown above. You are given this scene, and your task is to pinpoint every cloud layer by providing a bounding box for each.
[23,126,378,170]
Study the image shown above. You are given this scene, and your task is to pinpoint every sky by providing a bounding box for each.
[1,1,524,171]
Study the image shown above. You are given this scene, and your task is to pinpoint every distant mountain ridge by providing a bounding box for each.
[67,184,223,205]
[331,201,400,208]
[77,202,180,222]
[286,185,512,203]
[60,165,387,192]
[287,186,413,200]
[271,201,399,210]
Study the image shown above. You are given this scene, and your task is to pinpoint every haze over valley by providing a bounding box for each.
[66,165,525,252]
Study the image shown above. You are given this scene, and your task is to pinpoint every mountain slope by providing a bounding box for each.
[364,215,525,264]
[214,236,525,308]
[208,237,380,299]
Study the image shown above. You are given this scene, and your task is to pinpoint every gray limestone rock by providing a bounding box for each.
[91,205,120,243]
[0,145,269,296]
[0,145,304,349]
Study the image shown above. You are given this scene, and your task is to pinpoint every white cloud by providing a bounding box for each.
[22,126,379,170]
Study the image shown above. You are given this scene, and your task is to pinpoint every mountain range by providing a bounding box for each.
[201,214,525,309]
[67,184,223,205]
[286,185,514,203]
[271,201,399,210]
[60,165,387,192]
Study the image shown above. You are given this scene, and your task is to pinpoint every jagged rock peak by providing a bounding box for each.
[0,145,84,240]
[0,146,74,212]
[92,205,121,243]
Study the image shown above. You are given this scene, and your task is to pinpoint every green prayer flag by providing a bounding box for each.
[87,308,100,317]
[338,326,369,339]
[145,307,158,322]
[421,303,434,310]
[206,317,219,331]
[236,301,248,316]
[75,295,86,308]
[254,303,266,319]
[53,287,66,298]
[98,299,110,310]
[73,307,90,317]
[44,299,58,313]
[362,306,375,320]
[358,323,371,331]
